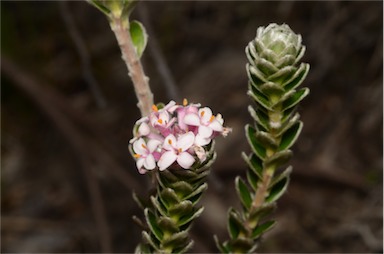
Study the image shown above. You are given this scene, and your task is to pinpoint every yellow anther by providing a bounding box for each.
[133,154,141,158]
[168,139,172,145]
[183,98,188,106]
[152,104,158,112]
[209,115,215,122]
[158,119,163,124]
[200,111,205,117]
[141,143,147,149]
[178,148,182,153]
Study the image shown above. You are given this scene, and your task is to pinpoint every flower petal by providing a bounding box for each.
[158,111,170,125]
[184,113,200,126]
[147,139,161,153]
[199,107,213,123]
[138,168,147,174]
[133,138,147,154]
[158,151,177,171]
[136,158,145,171]
[208,120,223,132]
[194,145,207,162]
[177,132,195,152]
[163,134,177,151]
[198,125,213,138]
[144,154,156,170]
[195,134,211,146]
[138,122,150,136]
[163,100,176,111]
[177,152,195,169]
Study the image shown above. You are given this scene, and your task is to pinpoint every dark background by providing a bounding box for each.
[1,1,383,253]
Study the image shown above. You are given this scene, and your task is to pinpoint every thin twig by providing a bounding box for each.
[58,1,107,108]
[109,16,154,117]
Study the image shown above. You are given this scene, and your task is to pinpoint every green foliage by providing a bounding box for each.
[129,20,148,58]
[136,142,216,254]
[87,0,137,19]
[217,23,309,253]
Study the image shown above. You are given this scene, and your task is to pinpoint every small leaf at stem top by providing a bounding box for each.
[130,20,148,58]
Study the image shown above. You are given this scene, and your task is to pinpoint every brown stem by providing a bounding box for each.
[251,167,274,210]
[109,16,154,117]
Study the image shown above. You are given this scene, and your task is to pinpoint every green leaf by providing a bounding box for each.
[281,106,296,124]
[142,231,160,252]
[130,20,148,58]
[282,63,309,91]
[235,177,253,209]
[247,64,264,88]
[132,191,147,210]
[183,183,208,205]
[169,200,193,217]
[269,166,292,188]
[260,82,285,96]
[265,174,290,203]
[281,88,310,112]
[245,124,266,160]
[161,230,189,249]
[160,188,180,207]
[227,208,244,239]
[264,150,293,169]
[242,152,263,180]
[268,65,296,85]
[246,168,259,191]
[170,181,193,198]
[255,56,279,76]
[150,196,167,217]
[157,216,178,234]
[195,151,217,173]
[87,0,111,16]
[251,220,276,238]
[276,112,300,137]
[255,131,279,149]
[248,82,272,112]
[214,236,230,253]
[248,105,269,131]
[228,237,254,253]
[174,240,194,254]
[274,54,296,68]
[177,206,204,227]
[144,208,163,241]
[248,203,276,225]
[278,121,303,151]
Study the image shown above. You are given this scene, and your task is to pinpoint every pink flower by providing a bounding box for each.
[150,102,177,137]
[158,132,196,170]
[183,107,224,146]
[129,99,230,173]
[173,99,201,132]
[132,138,162,174]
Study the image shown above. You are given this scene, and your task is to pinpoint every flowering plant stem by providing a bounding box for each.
[216,23,310,253]
[109,15,153,117]
[136,142,216,253]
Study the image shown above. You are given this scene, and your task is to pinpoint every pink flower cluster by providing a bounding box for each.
[129,99,231,174]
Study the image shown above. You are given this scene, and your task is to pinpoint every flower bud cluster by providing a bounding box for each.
[129,99,231,174]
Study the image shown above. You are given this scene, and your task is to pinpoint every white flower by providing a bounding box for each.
[183,107,224,146]
[158,132,195,170]
[132,138,161,174]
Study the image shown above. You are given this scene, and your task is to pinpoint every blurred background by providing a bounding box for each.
[1,1,383,253]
